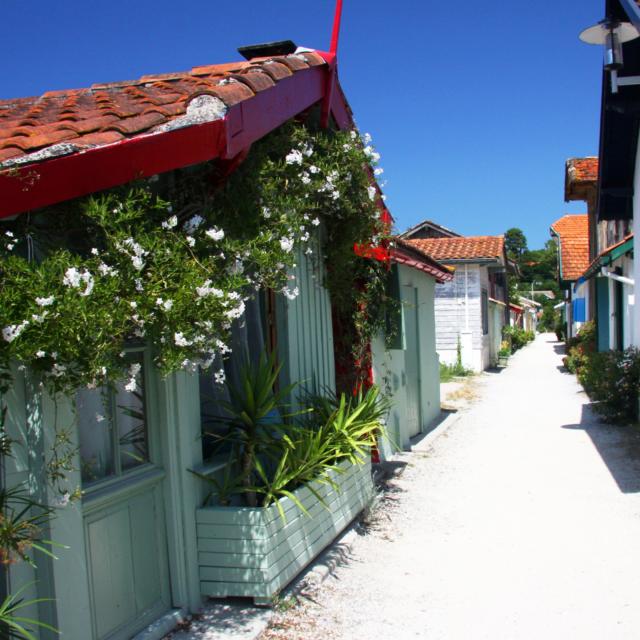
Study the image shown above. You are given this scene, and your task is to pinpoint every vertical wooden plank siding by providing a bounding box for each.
[282,238,336,403]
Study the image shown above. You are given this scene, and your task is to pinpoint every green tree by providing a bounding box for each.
[505,228,528,262]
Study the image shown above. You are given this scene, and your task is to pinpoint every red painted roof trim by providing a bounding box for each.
[391,240,452,283]
[0,63,334,219]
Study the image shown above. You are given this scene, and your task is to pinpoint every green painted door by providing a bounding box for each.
[78,351,171,640]
[402,286,422,438]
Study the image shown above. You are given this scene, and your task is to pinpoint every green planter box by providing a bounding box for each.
[196,458,373,604]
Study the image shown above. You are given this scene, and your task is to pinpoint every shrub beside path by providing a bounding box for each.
[260,333,640,639]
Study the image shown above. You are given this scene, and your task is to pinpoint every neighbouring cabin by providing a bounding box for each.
[371,239,452,456]
[400,229,510,372]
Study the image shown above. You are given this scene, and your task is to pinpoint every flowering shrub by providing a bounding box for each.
[563,321,596,374]
[0,123,388,395]
[502,325,534,353]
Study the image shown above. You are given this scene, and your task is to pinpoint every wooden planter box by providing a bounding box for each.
[196,458,373,604]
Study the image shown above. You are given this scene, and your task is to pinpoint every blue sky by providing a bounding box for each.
[2,0,605,249]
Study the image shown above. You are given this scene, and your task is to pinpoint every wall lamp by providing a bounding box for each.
[580,19,640,93]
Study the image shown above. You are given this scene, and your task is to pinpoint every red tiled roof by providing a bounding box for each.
[0,52,325,166]
[404,236,505,262]
[565,157,598,201]
[392,237,453,283]
[0,50,348,218]
[550,214,589,281]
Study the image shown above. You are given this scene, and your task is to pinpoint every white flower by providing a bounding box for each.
[363,145,374,157]
[31,312,48,323]
[155,297,173,311]
[129,301,137,309]
[331,190,340,200]
[371,151,381,163]
[184,215,204,232]
[363,132,372,144]
[35,296,55,307]
[2,321,28,343]
[98,262,118,276]
[5,231,14,238]
[300,232,310,242]
[90,248,99,256]
[205,227,225,241]
[227,291,240,301]
[196,280,224,298]
[262,207,271,219]
[174,332,191,347]
[301,143,313,157]
[54,492,71,507]
[310,218,320,227]
[342,143,351,152]
[285,149,303,165]
[349,130,357,140]
[367,185,377,201]
[224,300,246,320]
[300,172,311,185]
[36,350,46,358]
[280,237,294,253]
[282,286,300,300]
[215,339,231,354]
[309,165,320,174]
[186,236,196,247]
[214,368,226,385]
[124,379,137,393]
[63,267,94,296]
[162,215,178,230]
[131,255,144,271]
[95,413,105,423]
[374,167,384,176]
[135,279,144,292]
[305,247,313,255]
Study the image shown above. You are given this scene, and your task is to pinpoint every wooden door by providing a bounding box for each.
[77,351,171,640]
[402,286,422,438]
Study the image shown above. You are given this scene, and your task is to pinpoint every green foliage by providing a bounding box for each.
[0,583,58,640]
[563,322,640,424]
[439,362,473,382]
[196,354,388,513]
[563,321,596,374]
[498,341,511,358]
[502,325,534,353]
[0,124,388,396]
[577,348,640,424]
[505,228,528,261]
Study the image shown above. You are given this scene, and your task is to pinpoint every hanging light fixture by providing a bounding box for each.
[579,19,640,92]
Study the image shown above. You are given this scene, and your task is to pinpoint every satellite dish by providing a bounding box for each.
[579,20,640,45]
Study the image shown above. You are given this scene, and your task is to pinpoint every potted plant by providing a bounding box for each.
[498,341,511,367]
[193,352,388,604]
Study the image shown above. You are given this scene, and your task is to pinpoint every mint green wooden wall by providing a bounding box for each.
[277,237,336,405]
[1,366,205,640]
[372,264,440,456]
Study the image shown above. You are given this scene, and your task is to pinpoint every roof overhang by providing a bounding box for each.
[0,53,353,219]
[583,234,634,280]
[597,0,640,222]
[391,239,453,283]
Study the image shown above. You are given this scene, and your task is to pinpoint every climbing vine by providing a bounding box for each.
[0,122,390,396]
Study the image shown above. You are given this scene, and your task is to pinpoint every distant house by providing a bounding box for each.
[550,215,590,339]
[401,219,461,240]
[401,228,509,372]
[372,238,452,456]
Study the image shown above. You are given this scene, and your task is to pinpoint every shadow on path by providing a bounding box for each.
[562,404,640,493]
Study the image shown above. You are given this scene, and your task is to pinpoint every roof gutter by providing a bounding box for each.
[601,267,634,286]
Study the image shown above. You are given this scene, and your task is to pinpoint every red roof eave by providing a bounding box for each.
[0,61,354,219]
[391,246,452,283]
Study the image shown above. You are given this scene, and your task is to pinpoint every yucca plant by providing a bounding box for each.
[202,350,302,506]
[0,584,58,640]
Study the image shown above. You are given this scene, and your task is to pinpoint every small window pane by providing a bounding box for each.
[77,388,115,485]
[116,359,149,471]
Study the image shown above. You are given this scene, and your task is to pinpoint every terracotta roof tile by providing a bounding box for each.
[404,236,505,262]
[0,52,326,168]
[550,214,589,281]
[565,157,598,201]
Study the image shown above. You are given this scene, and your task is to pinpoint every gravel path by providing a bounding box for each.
[260,333,640,639]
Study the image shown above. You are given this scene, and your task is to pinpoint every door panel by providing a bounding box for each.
[402,286,422,438]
